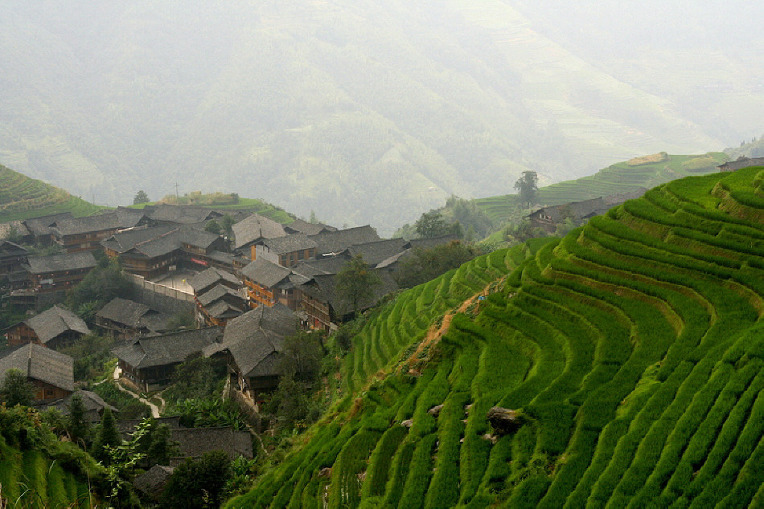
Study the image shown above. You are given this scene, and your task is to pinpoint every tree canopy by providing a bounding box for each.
[0,369,34,407]
[514,171,539,207]
[133,190,150,205]
[335,255,382,316]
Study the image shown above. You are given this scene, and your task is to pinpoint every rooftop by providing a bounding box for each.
[0,343,74,392]
[24,305,91,344]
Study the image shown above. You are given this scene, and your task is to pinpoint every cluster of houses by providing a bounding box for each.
[0,203,457,408]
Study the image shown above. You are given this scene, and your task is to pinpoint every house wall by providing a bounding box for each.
[6,323,38,346]
[31,379,72,403]
[32,267,92,293]
[301,294,332,332]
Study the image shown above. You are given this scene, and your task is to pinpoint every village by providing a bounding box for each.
[0,201,462,499]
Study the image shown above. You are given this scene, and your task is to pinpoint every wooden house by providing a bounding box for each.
[284,219,336,236]
[0,343,74,403]
[95,297,171,339]
[308,225,380,258]
[169,427,253,466]
[717,156,764,172]
[188,267,246,326]
[113,327,222,391]
[241,258,307,310]
[203,306,297,395]
[51,208,151,252]
[252,233,317,268]
[232,213,287,259]
[5,305,90,350]
[44,389,118,423]
[23,213,73,246]
[0,241,28,284]
[24,251,97,293]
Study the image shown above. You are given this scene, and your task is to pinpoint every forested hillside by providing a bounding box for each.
[2,2,760,231]
[226,167,764,507]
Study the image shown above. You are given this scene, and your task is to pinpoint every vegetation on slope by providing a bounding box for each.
[226,167,764,508]
[475,152,728,223]
[0,163,102,222]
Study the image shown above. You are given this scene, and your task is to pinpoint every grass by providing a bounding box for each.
[225,167,763,508]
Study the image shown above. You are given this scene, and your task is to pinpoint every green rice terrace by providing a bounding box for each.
[0,163,102,222]
[476,152,728,223]
[227,166,763,508]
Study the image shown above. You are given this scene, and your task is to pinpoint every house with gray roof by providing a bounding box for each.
[44,389,117,423]
[102,225,228,279]
[300,270,398,332]
[195,284,247,327]
[188,267,241,296]
[345,238,408,267]
[718,156,764,172]
[0,240,29,283]
[284,219,336,236]
[5,305,90,350]
[252,233,317,268]
[148,205,221,226]
[51,208,151,253]
[232,213,287,257]
[23,213,73,245]
[204,306,297,394]
[24,251,97,293]
[240,258,296,309]
[95,297,172,339]
[113,327,223,391]
[0,343,74,402]
[133,465,175,502]
[308,225,381,257]
[169,427,253,466]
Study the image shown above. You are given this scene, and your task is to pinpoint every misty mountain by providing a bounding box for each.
[0,1,761,232]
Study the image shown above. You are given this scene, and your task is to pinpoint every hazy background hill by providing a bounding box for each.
[0,1,761,233]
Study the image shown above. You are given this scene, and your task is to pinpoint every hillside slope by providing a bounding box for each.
[3,2,757,231]
[226,167,764,507]
[476,152,727,222]
[0,163,101,222]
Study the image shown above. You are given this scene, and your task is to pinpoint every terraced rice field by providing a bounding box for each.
[227,167,763,508]
[0,163,102,221]
[476,153,727,223]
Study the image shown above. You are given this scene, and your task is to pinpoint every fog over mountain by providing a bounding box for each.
[0,1,761,232]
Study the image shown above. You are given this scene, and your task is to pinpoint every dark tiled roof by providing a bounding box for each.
[284,219,336,236]
[23,213,73,237]
[0,343,74,392]
[0,240,28,257]
[45,389,117,417]
[261,233,317,255]
[179,226,222,250]
[241,258,291,288]
[149,205,219,224]
[133,465,174,500]
[197,285,245,308]
[188,267,241,294]
[25,305,90,344]
[718,156,764,172]
[113,327,222,369]
[301,270,398,317]
[346,238,408,266]
[291,255,351,278]
[26,251,97,274]
[171,427,253,461]
[52,210,147,236]
[96,297,170,332]
[309,225,380,256]
[101,225,178,254]
[407,234,460,251]
[205,299,246,320]
[232,213,287,250]
[217,306,297,378]
[119,226,223,259]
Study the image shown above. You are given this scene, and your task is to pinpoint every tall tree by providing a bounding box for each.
[92,407,122,464]
[160,450,232,509]
[133,190,150,205]
[67,392,91,448]
[335,255,382,316]
[0,369,34,407]
[514,171,539,207]
[414,211,451,239]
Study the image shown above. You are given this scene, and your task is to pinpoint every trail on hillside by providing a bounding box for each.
[402,280,499,373]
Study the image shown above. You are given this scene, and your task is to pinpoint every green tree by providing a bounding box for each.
[220,214,235,237]
[92,407,122,464]
[414,210,451,239]
[205,219,222,234]
[394,241,481,289]
[133,190,149,205]
[146,423,178,466]
[278,332,323,382]
[514,171,539,207]
[0,369,34,407]
[67,392,91,448]
[160,450,233,509]
[66,261,134,322]
[335,255,382,315]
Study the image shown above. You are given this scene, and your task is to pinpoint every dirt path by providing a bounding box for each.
[112,366,161,418]
[402,285,492,373]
